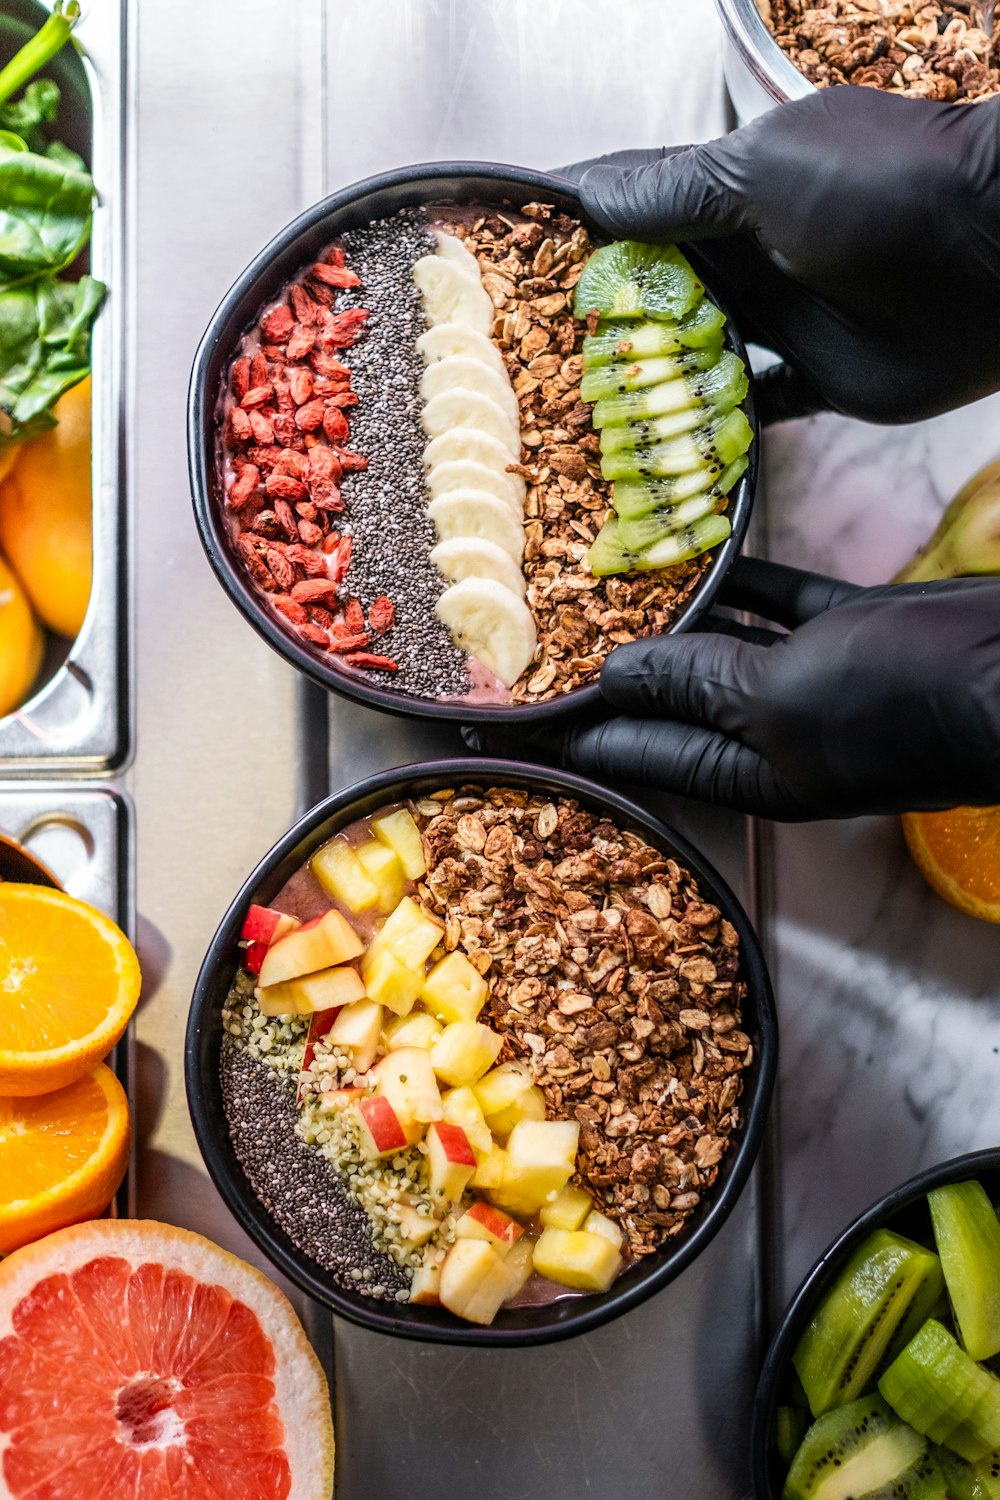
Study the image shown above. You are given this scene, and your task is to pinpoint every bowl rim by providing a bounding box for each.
[185,757,777,1347]
[187,160,759,726]
[713,0,815,106]
[750,1145,1000,1496]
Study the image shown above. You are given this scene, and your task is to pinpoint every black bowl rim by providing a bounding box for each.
[750,1145,1000,1497]
[185,757,777,1347]
[187,160,759,726]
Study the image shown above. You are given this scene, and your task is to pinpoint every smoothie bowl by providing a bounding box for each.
[186,762,775,1346]
[189,165,758,724]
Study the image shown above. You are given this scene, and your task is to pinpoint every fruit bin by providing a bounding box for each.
[0,0,128,775]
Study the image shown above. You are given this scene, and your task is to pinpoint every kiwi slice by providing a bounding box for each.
[612,456,748,523]
[784,1394,944,1500]
[616,490,727,553]
[573,241,703,324]
[879,1320,1000,1462]
[600,409,753,483]
[792,1230,945,1418]
[579,345,721,403]
[929,1181,1000,1362]
[777,1407,811,1467]
[930,1443,1000,1500]
[582,299,727,366]
[594,353,750,435]
[586,512,731,577]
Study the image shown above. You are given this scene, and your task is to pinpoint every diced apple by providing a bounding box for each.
[439,1239,512,1326]
[390,1202,440,1249]
[440,1087,492,1158]
[362,947,422,1017]
[473,1061,546,1136]
[312,839,381,912]
[584,1210,624,1251]
[373,1047,442,1126]
[354,1095,416,1158]
[502,1237,535,1301]
[256,964,365,1018]
[258,908,364,987]
[471,1145,508,1192]
[240,904,300,946]
[430,1020,503,1088]
[383,1012,442,1051]
[366,897,444,971]
[318,1086,366,1112]
[356,840,405,912]
[426,1121,476,1205]
[541,1185,594,1232]
[493,1120,580,1212]
[454,1201,524,1251]
[420,951,488,1024]
[533,1228,622,1293]
[244,941,268,976]
[372,808,426,879]
[409,1260,442,1306]
[328,999,384,1074]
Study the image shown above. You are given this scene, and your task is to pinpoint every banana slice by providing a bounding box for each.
[426,458,525,518]
[413,256,493,336]
[419,355,519,426]
[428,493,525,563]
[435,577,537,688]
[430,537,527,598]
[425,427,524,483]
[433,230,482,280]
[421,389,520,456]
[417,323,508,379]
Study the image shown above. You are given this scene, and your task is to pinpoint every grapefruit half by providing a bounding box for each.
[0,1219,334,1499]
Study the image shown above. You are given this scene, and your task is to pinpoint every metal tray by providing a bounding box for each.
[0,0,129,775]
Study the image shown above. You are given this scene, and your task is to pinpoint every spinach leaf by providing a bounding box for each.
[0,78,59,154]
[0,273,103,447]
[0,140,95,287]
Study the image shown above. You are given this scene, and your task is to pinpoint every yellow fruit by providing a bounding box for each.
[0,553,43,716]
[0,883,142,1095]
[0,1061,130,1253]
[0,376,92,638]
[902,806,1000,925]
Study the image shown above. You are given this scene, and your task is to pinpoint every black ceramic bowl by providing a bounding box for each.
[751,1148,1000,1496]
[186,759,776,1347]
[188,163,759,725]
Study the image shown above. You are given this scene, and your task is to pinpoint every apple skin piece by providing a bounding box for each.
[430,1020,504,1088]
[420,951,488,1025]
[372,807,427,880]
[502,1237,536,1302]
[362,946,422,1018]
[390,1202,441,1249]
[473,1061,546,1136]
[584,1210,624,1251]
[354,1095,417,1158]
[327,998,384,1074]
[258,907,364,987]
[356,840,405,912]
[240,904,300,945]
[439,1239,514,1326]
[533,1227,623,1293]
[540,1185,594,1232]
[373,1047,443,1126]
[409,1260,443,1306]
[256,964,365,1018]
[440,1087,493,1158]
[384,1011,443,1051]
[426,1121,477,1204]
[244,940,268,976]
[311,839,381,912]
[454,1201,524,1251]
[366,896,444,971]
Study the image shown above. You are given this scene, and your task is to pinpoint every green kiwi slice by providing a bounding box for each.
[586,512,731,577]
[929,1181,1000,1362]
[579,345,721,403]
[611,456,748,523]
[600,409,753,482]
[594,353,749,436]
[777,1407,811,1467]
[582,299,727,366]
[930,1443,1000,1499]
[783,1394,944,1500]
[615,490,727,554]
[792,1229,945,1418]
[573,241,703,324]
[879,1319,1000,1462]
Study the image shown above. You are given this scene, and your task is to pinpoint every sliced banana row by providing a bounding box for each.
[413,228,537,689]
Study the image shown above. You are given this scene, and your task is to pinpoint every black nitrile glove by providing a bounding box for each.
[465,559,1000,821]
[563,87,1000,426]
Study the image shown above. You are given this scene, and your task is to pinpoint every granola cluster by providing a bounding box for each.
[411,786,752,1260]
[761,0,1000,100]
[444,206,710,703]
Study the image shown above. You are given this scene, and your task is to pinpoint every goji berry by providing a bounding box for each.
[326,246,346,268]
[344,597,365,634]
[261,304,295,343]
[344,652,398,671]
[289,368,314,406]
[291,579,341,604]
[266,472,309,504]
[286,325,317,362]
[231,356,251,401]
[241,384,274,410]
[228,465,260,511]
[272,596,309,625]
[249,410,274,446]
[322,406,349,444]
[329,536,353,583]
[368,595,395,634]
[228,407,252,445]
[294,398,326,433]
[329,633,372,654]
[310,261,360,289]
[298,622,330,647]
[291,285,318,325]
[298,520,323,546]
[274,498,299,539]
[250,352,269,387]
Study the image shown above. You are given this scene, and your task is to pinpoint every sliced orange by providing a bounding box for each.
[0,553,43,719]
[902,805,1000,924]
[0,884,141,1096]
[0,1061,130,1253]
[0,1219,335,1498]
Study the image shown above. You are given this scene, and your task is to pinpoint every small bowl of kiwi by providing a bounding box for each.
[752,1148,1000,1500]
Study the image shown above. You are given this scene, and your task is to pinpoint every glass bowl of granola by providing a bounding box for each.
[188,164,758,724]
[185,760,776,1345]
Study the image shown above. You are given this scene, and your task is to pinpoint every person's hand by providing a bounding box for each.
[465,559,1000,821]
[561,87,1000,425]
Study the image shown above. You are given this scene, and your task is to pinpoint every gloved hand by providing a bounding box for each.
[465,559,1000,821]
[563,87,1000,426]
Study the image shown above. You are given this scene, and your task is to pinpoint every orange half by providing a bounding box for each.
[902,805,1000,924]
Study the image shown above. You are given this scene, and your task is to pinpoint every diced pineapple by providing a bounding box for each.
[372,807,426,879]
[502,1236,535,1301]
[426,1121,477,1205]
[540,1185,594,1232]
[383,1011,442,1051]
[373,1047,442,1126]
[420,951,488,1025]
[390,1202,440,1249]
[533,1228,622,1293]
[409,1260,442,1305]
[473,1061,545,1137]
[327,998,384,1073]
[256,963,365,1018]
[362,947,422,1017]
[470,1144,508,1192]
[584,1210,623,1251]
[440,1087,492,1158]
[487,1084,545,1138]
[439,1239,512,1326]
[430,1021,503,1089]
[454,1201,524,1250]
[356,840,405,911]
[366,896,443,971]
[493,1120,580,1213]
[311,840,380,912]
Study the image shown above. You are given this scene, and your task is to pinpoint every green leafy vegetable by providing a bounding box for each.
[0,142,96,285]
